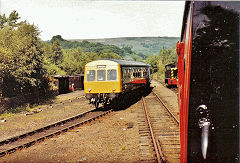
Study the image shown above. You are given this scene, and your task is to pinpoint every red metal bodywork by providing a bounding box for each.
[167,78,177,85]
[130,78,147,84]
[177,3,193,163]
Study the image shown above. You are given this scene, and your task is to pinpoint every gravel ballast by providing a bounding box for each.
[1,80,179,162]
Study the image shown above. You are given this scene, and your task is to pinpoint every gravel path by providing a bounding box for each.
[151,80,179,120]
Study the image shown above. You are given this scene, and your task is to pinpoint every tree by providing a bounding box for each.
[50,35,65,43]
[61,48,83,75]
[145,46,177,82]
[51,40,63,65]
[99,49,122,59]
[0,11,49,97]
[122,46,133,55]
[146,55,160,72]
[0,10,21,29]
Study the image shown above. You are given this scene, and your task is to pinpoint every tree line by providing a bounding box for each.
[0,11,146,100]
[43,39,123,76]
[0,11,177,101]
[0,11,49,100]
[146,46,177,82]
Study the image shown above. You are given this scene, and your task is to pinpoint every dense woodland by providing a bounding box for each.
[0,11,177,110]
[146,46,177,82]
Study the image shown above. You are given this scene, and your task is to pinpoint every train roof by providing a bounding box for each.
[87,59,150,67]
[180,1,191,42]
[165,63,176,68]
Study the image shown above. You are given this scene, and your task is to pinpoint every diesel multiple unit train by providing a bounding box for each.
[177,1,240,162]
[83,1,240,162]
[84,59,151,108]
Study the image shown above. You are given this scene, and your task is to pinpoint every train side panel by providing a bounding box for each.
[177,2,193,162]
[178,1,240,162]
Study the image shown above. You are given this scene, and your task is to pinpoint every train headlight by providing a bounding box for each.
[112,88,116,91]
[88,88,91,92]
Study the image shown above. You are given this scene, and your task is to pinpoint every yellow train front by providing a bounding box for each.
[84,59,151,108]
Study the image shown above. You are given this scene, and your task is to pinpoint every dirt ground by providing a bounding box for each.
[0,91,92,141]
[0,80,178,163]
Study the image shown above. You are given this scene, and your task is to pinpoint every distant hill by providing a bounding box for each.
[72,37,180,55]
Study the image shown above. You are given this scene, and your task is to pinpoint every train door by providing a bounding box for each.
[178,1,240,162]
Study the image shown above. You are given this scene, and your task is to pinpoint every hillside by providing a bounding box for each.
[71,37,179,55]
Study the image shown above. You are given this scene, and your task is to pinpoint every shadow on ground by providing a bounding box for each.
[97,86,153,111]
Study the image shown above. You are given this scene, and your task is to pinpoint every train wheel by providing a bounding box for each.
[94,101,99,109]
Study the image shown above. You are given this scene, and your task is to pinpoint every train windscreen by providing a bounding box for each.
[107,69,117,81]
[97,70,106,81]
[87,70,95,81]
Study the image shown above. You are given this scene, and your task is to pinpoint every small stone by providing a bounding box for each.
[127,122,134,129]
[25,112,34,116]
[33,109,42,114]
[79,157,87,161]
[0,118,6,122]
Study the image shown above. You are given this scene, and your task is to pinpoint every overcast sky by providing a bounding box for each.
[1,0,185,41]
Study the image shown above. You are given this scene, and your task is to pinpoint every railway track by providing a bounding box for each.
[138,91,180,163]
[0,108,112,158]
[171,88,177,94]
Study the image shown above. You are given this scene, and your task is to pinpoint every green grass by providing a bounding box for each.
[0,112,15,119]
[0,95,56,119]
[152,72,165,84]
[0,106,26,119]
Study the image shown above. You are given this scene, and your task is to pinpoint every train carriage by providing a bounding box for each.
[84,59,151,108]
[177,1,240,162]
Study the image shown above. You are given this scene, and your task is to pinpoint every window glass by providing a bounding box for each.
[97,70,106,81]
[87,70,95,81]
[107,69,117,81]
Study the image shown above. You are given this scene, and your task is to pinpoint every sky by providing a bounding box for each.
[1,0,185,41]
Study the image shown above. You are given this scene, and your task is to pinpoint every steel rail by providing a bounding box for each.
[152,91,179,126]
[0,108,96,147]
[141,97,166,163]
[0,109,112,158]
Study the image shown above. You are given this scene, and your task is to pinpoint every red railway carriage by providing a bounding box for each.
[177,1,240,162]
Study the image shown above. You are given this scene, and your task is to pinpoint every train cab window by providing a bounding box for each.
[143,71,147,77]
[97,70,106,81]
[107,69,117,81]
[87,70,95,81]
